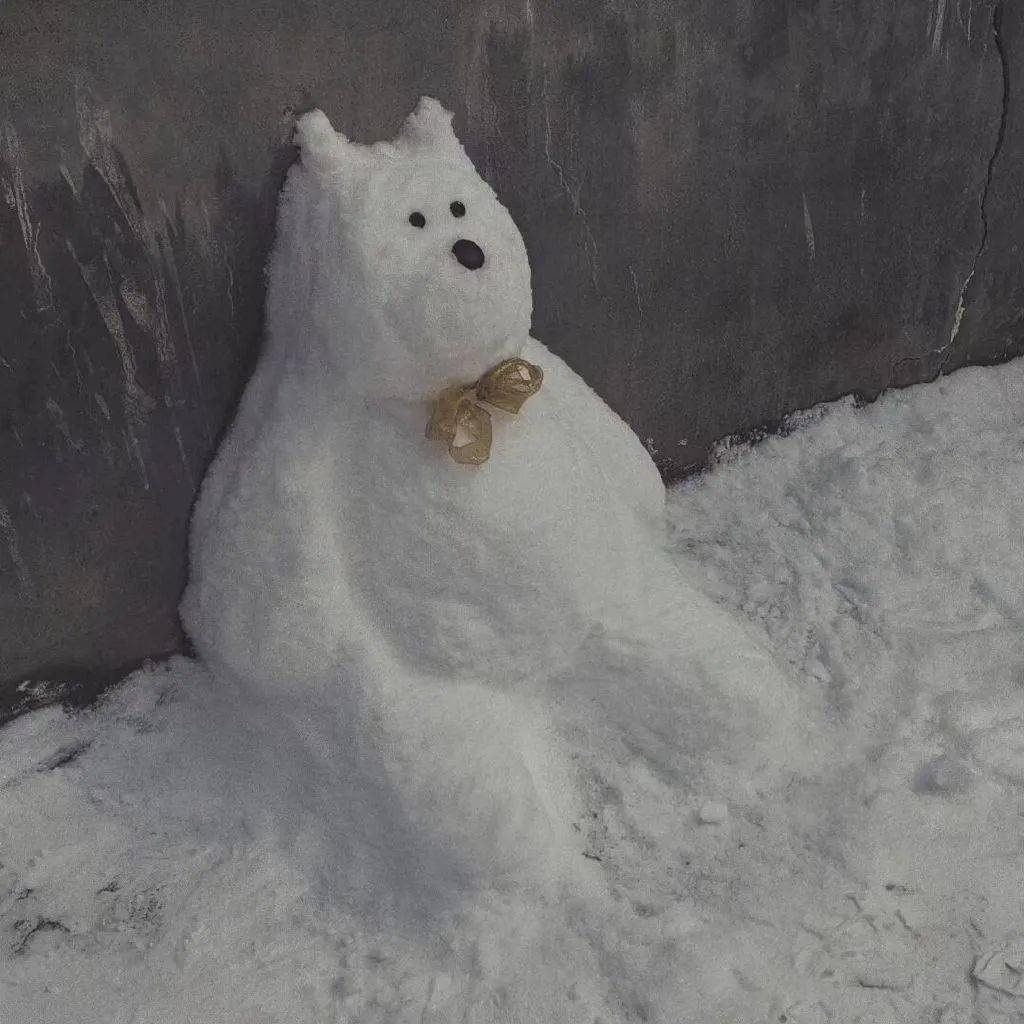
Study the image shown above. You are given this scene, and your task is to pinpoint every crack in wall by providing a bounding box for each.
[540,71,601,292]
[934,0,1010,375]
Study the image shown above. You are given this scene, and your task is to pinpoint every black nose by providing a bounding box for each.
[452,238,485,270]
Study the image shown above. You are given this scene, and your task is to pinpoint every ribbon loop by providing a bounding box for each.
[449,401,492,465]
[425,357,544,465]
[425,384,476,444]
[475,358,544,414]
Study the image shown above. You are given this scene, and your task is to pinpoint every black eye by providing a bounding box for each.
[409,211,426,228]
[450,201,466,218]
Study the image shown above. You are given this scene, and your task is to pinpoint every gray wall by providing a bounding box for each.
[1,0,1021,708]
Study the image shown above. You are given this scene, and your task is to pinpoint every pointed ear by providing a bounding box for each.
[293,109,348,174]
[399,96,472,163]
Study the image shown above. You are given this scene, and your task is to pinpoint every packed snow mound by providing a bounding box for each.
[178,97,808,890]
[4,356,1024,1022]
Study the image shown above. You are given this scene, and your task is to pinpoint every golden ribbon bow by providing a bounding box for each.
[425,357,544,465]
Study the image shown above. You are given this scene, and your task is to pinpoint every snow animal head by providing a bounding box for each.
[267,97,532,400]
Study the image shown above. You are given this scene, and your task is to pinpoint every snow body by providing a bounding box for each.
[180,98,674,885]
[181,98,665,691]
[180,98,809,889]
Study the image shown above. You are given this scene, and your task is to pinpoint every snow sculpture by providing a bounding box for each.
[181,96,666,691]
[180,97,807,889]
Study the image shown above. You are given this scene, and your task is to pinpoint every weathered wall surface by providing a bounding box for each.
[1,0,1020,706]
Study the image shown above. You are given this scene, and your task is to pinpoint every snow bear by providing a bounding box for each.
[181,96,666,692]
[178,97,675,889]
[180,97,810,890]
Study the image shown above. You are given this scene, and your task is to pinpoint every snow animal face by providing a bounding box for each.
[274,98,532,400]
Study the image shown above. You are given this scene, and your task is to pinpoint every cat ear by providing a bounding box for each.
[293,109,349,174]
[399,96,473,165]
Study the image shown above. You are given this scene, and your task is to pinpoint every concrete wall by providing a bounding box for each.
[1,0,1020,709]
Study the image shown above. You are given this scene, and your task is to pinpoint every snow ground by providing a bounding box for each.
[2,358,1024,1023]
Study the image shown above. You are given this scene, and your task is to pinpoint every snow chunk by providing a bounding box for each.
[698,800,729,824]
